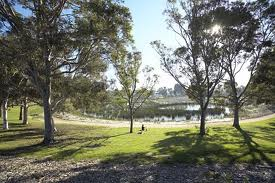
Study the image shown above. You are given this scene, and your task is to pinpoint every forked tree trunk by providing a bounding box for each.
[233,104,240,128]
[199,108,206,136]
[22,97,28,125]
[2,97,8,130]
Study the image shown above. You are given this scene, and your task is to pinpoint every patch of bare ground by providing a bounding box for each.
[0,156,274,183]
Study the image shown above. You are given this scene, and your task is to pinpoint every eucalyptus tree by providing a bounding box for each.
[152,0,225,136]
[0,0,132,144]
[215,0,275,128]
[113,50,158,133]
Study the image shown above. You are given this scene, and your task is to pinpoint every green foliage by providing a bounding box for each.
[251,48,275,104]
[0,35,23,102]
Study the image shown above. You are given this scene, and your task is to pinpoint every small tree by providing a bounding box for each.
[113,51,158,133]
[152,0,225,136]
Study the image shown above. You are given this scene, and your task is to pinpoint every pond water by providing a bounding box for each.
[90,103,230,122]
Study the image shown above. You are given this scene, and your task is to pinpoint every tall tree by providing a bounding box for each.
[0,0,132,144]
[152,0,224,136]
[113,50,158,133]
[215,0,275,128]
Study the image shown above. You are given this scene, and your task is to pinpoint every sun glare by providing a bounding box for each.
[211,24,221,34]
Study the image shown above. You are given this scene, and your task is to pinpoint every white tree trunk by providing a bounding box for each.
[2,98,8,130]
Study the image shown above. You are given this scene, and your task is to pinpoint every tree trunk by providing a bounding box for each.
[233,104,240,128]
[22,97,28,125]
[2,97,8,130]
[42,90,54,145]
[19,103,23,120]
[41,46,55,145]
[129,111,134,133]
[199,109,206,136]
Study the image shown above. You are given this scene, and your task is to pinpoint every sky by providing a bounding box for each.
[107,0,250,89]
[108,0,178,89]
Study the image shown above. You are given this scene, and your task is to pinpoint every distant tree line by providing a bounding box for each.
[155,83,185,97]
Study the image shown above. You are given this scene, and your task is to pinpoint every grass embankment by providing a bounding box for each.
[0,106,274,165]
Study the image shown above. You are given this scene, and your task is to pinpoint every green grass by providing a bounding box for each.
[0,106,275,165]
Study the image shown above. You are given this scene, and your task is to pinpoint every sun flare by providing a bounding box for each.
[211,24,221,34]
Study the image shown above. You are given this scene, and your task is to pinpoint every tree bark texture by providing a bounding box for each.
[19,104,23,120]
[2,97,8,130]
[200,109,206,136]
[129,110,134,133]
[43,95,54,144]
[233,104,240,128]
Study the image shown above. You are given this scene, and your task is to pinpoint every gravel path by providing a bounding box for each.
[54,113,275,128]
[0,156,274,183]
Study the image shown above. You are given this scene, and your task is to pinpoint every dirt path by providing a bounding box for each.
[54,113,275,128]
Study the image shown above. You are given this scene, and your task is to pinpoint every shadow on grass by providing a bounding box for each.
[49,132,129,160]
[152,129,234,164]
[0,143,45,156]
[230,126,273,165]
[0,130,43,142]
[0,124,129,160]
[152,125,275,165]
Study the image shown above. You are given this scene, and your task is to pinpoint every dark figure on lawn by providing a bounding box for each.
[138,124,147,134]
[142,124,147,132]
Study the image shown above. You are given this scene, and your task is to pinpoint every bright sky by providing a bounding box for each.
[110,0,178,89]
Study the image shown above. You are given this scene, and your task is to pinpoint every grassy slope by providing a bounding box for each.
[0,106,274,165]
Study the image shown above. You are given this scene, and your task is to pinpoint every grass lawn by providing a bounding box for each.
[0,106,275,165]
